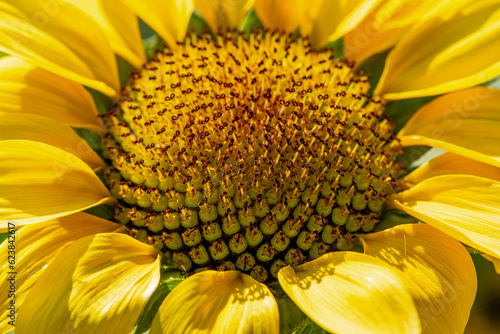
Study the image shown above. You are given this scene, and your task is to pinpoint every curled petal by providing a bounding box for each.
[0,56,101,130]
[393,175,500,259]
[0,0,120,96]
[482,254,500,274]
[0,113,103,170]
[345,0,453,66]
[375,0,500,100]
[305,0,382,48]
[0,140,112,229]
[398,87,500,168]
[405,152,500,185]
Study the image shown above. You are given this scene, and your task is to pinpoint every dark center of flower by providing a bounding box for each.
[100,31,402,282]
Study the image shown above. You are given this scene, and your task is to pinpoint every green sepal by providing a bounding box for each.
[116,54,135,86]
[83,204,115,220]
[187,11,210,34]
[373,210,418,232]
[239,9,263,32]
[324,37,344,60]
[356,51,388,95]
[0,232,9,244]
[133,271,184,334]
[87,87,112,116]
[267,283,308,334]
[385,95,437,134]
[293,319,329,334]
[74,128,103,156]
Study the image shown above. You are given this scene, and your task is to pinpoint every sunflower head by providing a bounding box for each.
[101,30,402,281]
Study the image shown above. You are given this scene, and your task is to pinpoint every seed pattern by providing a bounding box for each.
[101,31,402,282]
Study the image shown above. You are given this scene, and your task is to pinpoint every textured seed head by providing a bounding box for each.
[102,31,402,282]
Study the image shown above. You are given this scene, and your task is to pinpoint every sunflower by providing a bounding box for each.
[0,0,499,333]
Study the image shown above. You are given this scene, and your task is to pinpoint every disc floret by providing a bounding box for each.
[101,31,402,282]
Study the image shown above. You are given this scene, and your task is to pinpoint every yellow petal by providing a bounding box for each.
[305,0,382,48]
[151,270,279,334]
[195,0,255,32]
[16,233,161,334]
[68,0,146,68]
[0,113,103,170]
[0,0,119,96]
[0,140,112,228]
[278,252,420,334]
[393,175,500,259]
[345,0,453,66]
[0,213,119,334]
[254,0,307,33]
[405,152,500,185]
[120,0,194,50]
[362,224,477,334]
[0,56,102,130]
[482,254,500,274]
[375,0,500,100]
[398,87,500,168]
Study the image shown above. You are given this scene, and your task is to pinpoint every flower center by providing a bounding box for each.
[101,31,402,282]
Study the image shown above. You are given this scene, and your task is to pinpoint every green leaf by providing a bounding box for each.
[139,18,157,40]
[397,145,431,170]
[240,9,263,31]
[356,51,388,95]
[117,54,136,86]
[384,95,436,134]
[143,33,163,59]
[87,88,112,116]
[83,204,115,220]
[373,210,419,232]
[187,10,210,34]
[324,38,344,60]
[293,319,329,334]
[0,232,9,244]
[74,128,102,153]
[268,282,308,334]
[133,274,184,334]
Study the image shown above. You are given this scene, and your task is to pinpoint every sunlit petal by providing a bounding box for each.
[151,270,279,334]
[0,0,120,96]
[278,252,420,334]
[362,224,477,334]
[195,0,255,32]
[254,0,306,33]
[394,175,500,259]
[375,0,500,100]
[16,233,161,334]
[0,213,119,334]
[305,0,382,48]
[405,152,500,185]
[0,113,103,170]
[399,87,500,168]
[69,0,146,68]
[345,0,453,66]
[120,0,194,50]
[0,56,102,130]
[0,140,112,229]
